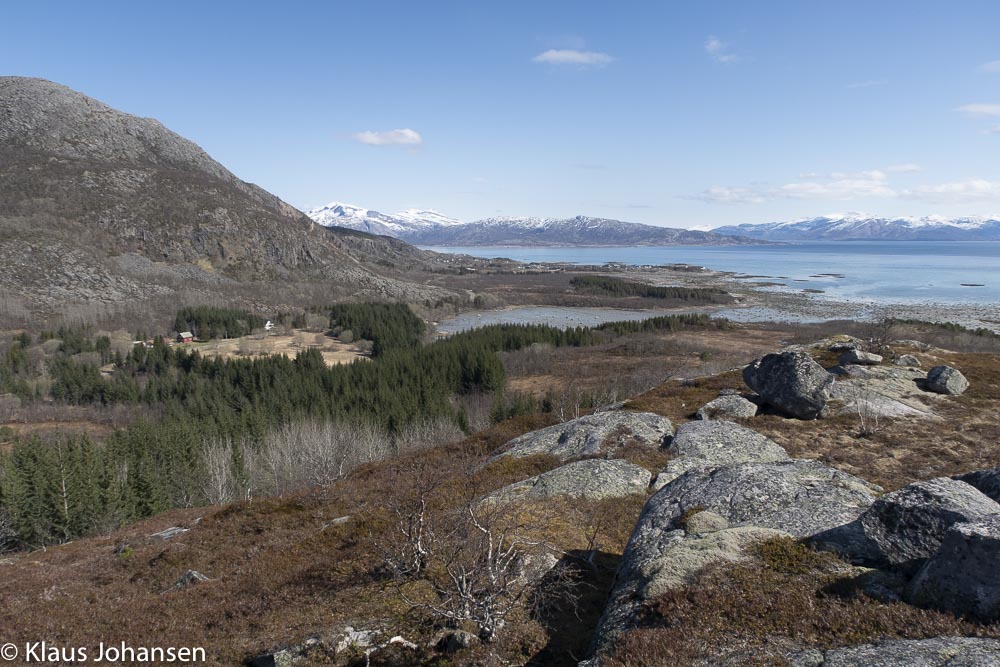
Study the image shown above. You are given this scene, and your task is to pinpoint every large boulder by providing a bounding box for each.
[838,349,883,366]
[695,394,759,420]
[644,460,878,539]
[485,459,650,503]
[826,364,938,420]
[854,477,1000,569]
[925,365,969,396]
[789,637,1000,667]
[893,354,921,368]
[743,351,835,419]
[652,420,788,489]
[489,412,672,463]
[588,460,878,656]
[955,466,1000,503]
[907,516,1000,621]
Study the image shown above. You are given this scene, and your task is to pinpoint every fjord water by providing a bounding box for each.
[428,241,1000,305]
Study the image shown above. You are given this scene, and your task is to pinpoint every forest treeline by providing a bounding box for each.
[570,275,732,303]
[174,306,264,339]
[0,306,719,549]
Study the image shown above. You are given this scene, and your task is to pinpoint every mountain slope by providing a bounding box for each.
[307,201,461,236]
[0,77,449,315]
[714,214,1000,241]
[308,202,761,246]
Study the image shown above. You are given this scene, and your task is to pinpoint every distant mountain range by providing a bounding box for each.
[714,214,1000,241]
[308,201,762,246]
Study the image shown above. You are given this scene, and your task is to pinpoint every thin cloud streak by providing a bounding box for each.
[704,35,739,63]
[351,128,423,147]
[532,49,614,66]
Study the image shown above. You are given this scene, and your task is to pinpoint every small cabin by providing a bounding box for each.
[178,331,194,343]
[264,320,275,331]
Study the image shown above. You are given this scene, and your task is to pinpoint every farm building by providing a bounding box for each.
[178,331,194,343]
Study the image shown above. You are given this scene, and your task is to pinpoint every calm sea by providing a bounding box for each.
[424,242,1000,306]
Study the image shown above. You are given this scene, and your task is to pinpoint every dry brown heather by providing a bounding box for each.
[605,537,1000,666]
[3,324,1000,665]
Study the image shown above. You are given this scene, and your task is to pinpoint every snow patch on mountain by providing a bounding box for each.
[714,213,1000,241]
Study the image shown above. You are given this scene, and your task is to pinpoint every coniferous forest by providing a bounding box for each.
[0,305,719,547]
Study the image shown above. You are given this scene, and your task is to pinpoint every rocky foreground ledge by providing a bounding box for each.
[248,336,999,666]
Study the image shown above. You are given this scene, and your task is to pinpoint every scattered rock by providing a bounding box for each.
[173,570,210,589]
[893,354,921,367]
[908,516,1000,621]
[489,412,672,463]
[486,459,651,503]
[653,421,788,489]
[838,350,883,366]
[743,351,835,419]
[150,526,189,540]
[891,339,932,351]
[695,394,759,420]
[827,337,864,353]
[437,630,478,654]
[955,466,1000,503]
[332,626,380,655]
[248,648,295,667]
[925,365,970,395]
[855,477,1000,569]
[788,637,1000,666]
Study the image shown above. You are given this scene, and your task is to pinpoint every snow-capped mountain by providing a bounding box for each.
[714,213,1000,241]
[307,201,462,236]
[307,202,762,246]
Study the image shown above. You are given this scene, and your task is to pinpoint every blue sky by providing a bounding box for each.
[4,1,1000,228]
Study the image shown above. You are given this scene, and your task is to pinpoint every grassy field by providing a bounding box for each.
[179,330,366,367]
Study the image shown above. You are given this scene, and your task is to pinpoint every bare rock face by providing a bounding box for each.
[788,637,1000,667]
[907,516,1000,621]
[838,349,883,366]
[587,460,878,658]
[485,459,651,503]
[955,466,1000,503]
[826,364,937,420]
[489,412,672,463]
[743,351,835,419]
[855,477,1000,570]
[695,394,759,420]
[925,365,970,395]
[652,420,788,489]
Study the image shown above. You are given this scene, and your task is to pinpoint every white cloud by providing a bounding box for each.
[532,49,614,66]
[846,79,887,89]
[690,185,767,205]
[693,167,1000,205]
[704,35,739,64]
[979,60,1000,73]
[886,163,922,173]
[692,167,894,204]
[903,179,1000,202]
[956,104,1000,117]
[351,128,423,147]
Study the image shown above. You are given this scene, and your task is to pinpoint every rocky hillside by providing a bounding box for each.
[3,333,1000,665]
[308,202,766,247]
[0,77,452,316]
[714,213,1000,241]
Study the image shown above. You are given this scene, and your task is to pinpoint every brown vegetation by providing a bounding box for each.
[605,537,1000,666]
